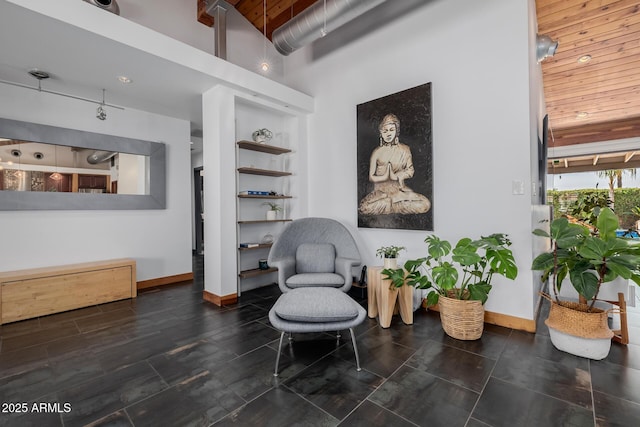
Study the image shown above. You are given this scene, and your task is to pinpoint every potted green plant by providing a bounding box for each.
[383,233,518,340]
[263,202,282,220]
[532,207,640,359]
[376,245,406,269]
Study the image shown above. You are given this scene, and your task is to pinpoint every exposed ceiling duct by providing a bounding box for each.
[87,150,117,164]
[272,0,387,56]
[83,0,120,16]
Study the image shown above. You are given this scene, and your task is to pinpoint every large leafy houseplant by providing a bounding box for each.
[383,233,518,305]
[532,207,640,311]
[532,207,640,359]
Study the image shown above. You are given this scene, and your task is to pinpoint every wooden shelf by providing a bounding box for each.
[237,140,291,155]
[238,194,292,199]
[238,243,273,251]
[238,219,292,224]
[237,167,291,177]
[239,267,278,278]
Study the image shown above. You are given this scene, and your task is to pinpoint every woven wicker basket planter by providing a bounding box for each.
[545,300,613,360]
[438,295,484,340]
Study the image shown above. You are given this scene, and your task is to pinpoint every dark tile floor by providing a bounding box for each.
[1,255,639,426]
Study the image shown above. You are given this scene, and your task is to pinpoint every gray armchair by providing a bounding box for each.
[267,217,361,293]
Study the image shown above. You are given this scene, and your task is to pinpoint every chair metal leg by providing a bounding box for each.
[274,331,285,377]
[349,328,362,372]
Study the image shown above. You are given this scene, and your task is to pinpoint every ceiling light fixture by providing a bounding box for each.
[259,0,270,73]
[0,71,125,115]
[577,55,592,64]
[96,89,107,121]
[117,75,132,84]
[576,111,589,119]
[49,144,63,181]
[536,34,559,62]
[320,0,327,37]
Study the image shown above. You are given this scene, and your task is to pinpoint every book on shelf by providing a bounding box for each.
[239,243,260,248]
[238,190,270,196]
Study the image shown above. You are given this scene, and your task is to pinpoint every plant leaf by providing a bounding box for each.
[569,261,599,300]
[425,291,439,307]
[431,263,458,290]
[486,248,518,279]
[596,207,619,241]
[425,235,451,260]
[468,283,491,304]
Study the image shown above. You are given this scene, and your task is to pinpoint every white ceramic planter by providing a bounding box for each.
[266,210,277,220]
[548,326,612,360]
[383,257,397,269]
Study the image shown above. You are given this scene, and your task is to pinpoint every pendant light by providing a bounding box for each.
[259,0,270,72]
[49,145,63,181]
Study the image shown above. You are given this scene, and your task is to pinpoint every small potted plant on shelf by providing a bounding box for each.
[263,202,282,220]
[531,207,640,359]
[383,233,518,340]
[376,245,406,269]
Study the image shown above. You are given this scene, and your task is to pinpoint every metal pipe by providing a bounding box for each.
[272,0,386,56]
[87,151,117,164]
[83,0,120,15]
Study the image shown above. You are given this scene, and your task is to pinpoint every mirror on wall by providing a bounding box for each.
[0,118,165,210]
[0,140,149,195]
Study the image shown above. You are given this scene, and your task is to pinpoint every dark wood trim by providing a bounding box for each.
[203,290,238,306]
[549,117,640,148]
[197,0,214,27]
[137,272,194,290]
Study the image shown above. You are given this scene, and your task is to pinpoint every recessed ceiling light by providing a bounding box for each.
[117,75,132,84]
[576,111,589,118]
[260,62,270,72]
[577,55,592,63]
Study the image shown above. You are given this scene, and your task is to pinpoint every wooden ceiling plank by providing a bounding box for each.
[197,0,215,27]
[625,151,636,162]
[267,0,315,39]
[549,117,640,146]
[536,0,597,20]
[541,37,640,72]
[543,8,640,46]
[545,21,640,52]
[538,0,638,33]
[546,86,640,108]
[542,57,640,85]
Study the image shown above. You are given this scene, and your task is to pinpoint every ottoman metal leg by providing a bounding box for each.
[274,331,285,377]
[350,328,361,372]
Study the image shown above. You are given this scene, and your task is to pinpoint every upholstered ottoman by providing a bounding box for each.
[268,287,367,376]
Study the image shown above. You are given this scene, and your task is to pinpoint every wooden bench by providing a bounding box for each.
[0,259,136,324]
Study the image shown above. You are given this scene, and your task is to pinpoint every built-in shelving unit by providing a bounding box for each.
[237,167,292,177]
[237,194,292,199]
[236,129,294,293]
[238,267,278,279]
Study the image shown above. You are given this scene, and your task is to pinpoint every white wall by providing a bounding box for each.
[285,0,539,320]
[117,0,215,55]
[0,84,192,281]
[115,0,285,83]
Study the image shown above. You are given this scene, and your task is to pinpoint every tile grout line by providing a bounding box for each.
[588,360,597,426]
[463,329,512,426]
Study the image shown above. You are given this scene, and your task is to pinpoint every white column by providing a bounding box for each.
[202,85,238,300]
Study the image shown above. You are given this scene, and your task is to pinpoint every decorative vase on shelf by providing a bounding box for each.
[266,210,277,221]
[252,128,273,144]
